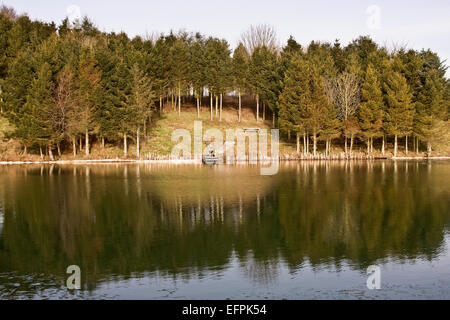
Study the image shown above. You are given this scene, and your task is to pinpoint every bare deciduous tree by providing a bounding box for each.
[324,72,361,152]
[240,24,279,54]
[0,5,18,21]
[54,67,74,156]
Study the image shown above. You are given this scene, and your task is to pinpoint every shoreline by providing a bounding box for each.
[1,156,449,165]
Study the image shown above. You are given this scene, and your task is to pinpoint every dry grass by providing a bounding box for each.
[0,102,448,160]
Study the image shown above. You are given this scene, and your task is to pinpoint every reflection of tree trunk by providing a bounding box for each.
[256,194,260,216]
[239,195,243,224]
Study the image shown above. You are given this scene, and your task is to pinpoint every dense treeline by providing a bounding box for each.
[0,6,448,158]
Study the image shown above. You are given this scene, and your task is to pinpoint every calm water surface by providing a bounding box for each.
[0,161,449,299]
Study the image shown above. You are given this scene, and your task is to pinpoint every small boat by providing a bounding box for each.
[202,154,219,165]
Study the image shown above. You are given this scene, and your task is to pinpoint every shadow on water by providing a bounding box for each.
[0,160,449,298]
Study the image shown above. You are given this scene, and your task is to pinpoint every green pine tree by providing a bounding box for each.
[359,64,384,155]
[384,69,415,157]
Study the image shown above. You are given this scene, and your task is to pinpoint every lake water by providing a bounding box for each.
[0,161,449,299]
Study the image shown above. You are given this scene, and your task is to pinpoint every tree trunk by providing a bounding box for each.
[196,96,200,118]
[427,141,432,155]
[394,134,398,157]
[382,135,385,155]
[303,133,306,155]
[413,135,416,153]
[219,93,223,122]
[344,137,348,153]
[57,143,61,157]
[306,134,309,154]
[256,94,259,123]
[159,96,162,113]
[288,130,291,141]
[124,133,128,157]
[238,91,241,123]
[40,146,44,159]
[405,135,408,155]
[102,137,105,149]
[73,137,77,157]
[48,145,54,161]
[313,131,317,156]
[370,137,373,154]
[23,145,27,156]
[215,95,218,117]
[136,128,140,158]
[416,137,419,153]
[296,133,300,153]
[272,113,275,128]
[367,138,370,155]
[85,129,89,156]
[210,94,213,120]
[263,102,265,121]
[350,134,354,155]
[178,84,181,117]
[79,136,83,152]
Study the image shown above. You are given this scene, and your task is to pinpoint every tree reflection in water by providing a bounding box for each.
[0,161,449,297]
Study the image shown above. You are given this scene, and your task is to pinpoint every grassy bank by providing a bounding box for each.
[1,102,449,162]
